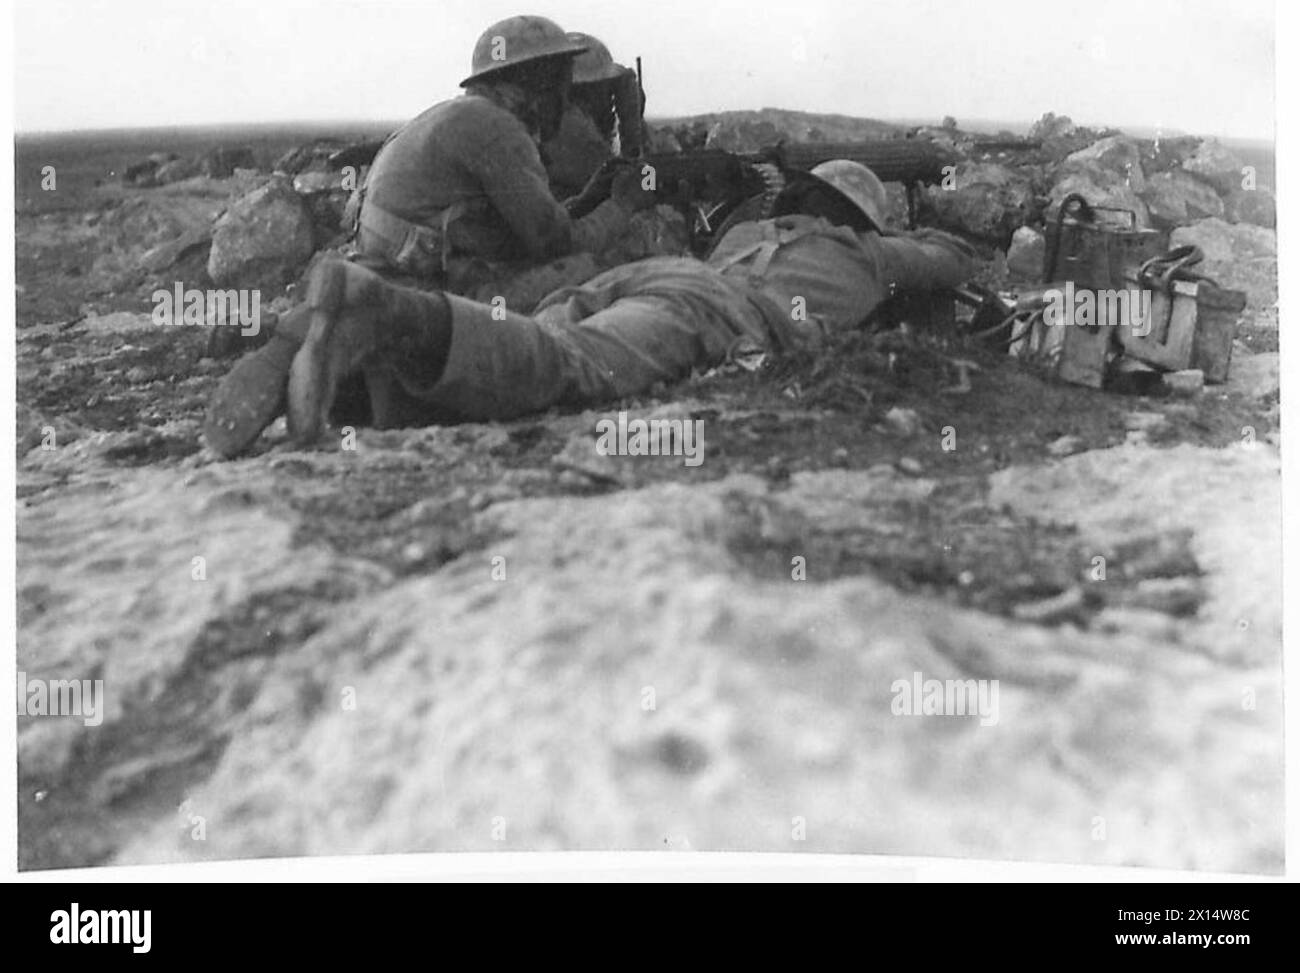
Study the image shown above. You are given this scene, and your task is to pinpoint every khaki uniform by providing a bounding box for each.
[379,215,975,421]
[543,106,615,201]
[357,90,632,312]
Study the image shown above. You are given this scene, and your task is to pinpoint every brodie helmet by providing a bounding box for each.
[460,16,588,87]
[567,33,625,84]
[805,159,888,231]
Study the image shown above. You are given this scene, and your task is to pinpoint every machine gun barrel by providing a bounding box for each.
[776,139,956,185]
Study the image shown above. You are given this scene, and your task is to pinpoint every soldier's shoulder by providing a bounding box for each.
[401,95,517,139]
[449,94,521,127]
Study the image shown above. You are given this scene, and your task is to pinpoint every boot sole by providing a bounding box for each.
[203,338,296,458]
[287,261,350,443]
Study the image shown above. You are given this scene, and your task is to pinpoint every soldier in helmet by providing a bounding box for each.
[542,32,645,199]
[204,14,655,458]
[356,17,653,285]
[267,161,976,447]
[541,31,690,270]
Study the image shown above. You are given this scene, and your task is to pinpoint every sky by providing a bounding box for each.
[11,0,1277,139]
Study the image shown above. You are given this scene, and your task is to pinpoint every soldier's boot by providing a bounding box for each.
[203,306,312,458]
[288,259,451,445]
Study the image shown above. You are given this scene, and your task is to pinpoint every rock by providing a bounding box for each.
[926,162,1034,245]
[1046,434,1084,457]
[16,404,50,456]
[1046,161,1150,228]
[1222,187,1276,228]
[293,170,356,242]
[1170,218,1275,265]
[1092,606,1181,642]
[78,311,156,334]
[1169,218,1276,310]
[1180,138,1246,195]
[139,226,212,273]
[1027,113,1104,161]
[90,192,231,287]
[1028,112,1076,142]
[302,196,350,243]
[292,171,346,195]
[207,175,316,290]
[155,157,200,185]
[1123,577,1203,617]
[1030,114,1123,164]
[1064,135,1146,192]
[880,406,924,437]
[124,366,155,385]
[123,153,178,187]
[1140,136,1203,175]
[1123,411,1167,433]
[1114,529,1201,579]
[1141,170,1225,228]
[1006,226,1045,279]
[1012,587,1086,625]
[895,456,924,476]
[274,138,348,176]
[1162,369,1204,396]
[199,146,258,179]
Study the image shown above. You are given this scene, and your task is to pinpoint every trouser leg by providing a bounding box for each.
[399,259,778,421]
[460,253,602,314]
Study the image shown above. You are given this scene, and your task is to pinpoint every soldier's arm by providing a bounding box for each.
[875,228,977,292]
[475,134,575,259]
[477,129,632,260]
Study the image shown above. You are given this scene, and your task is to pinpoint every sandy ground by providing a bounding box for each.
[13,157,1284,872]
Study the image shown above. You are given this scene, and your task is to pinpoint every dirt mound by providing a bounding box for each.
[16,447,1280,871]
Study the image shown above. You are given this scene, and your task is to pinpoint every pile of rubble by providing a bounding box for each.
[113,138,368,299]
[122,146,260,188]
[920,113,1275,251]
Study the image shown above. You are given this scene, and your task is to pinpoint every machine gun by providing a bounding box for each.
[620,137,957,253]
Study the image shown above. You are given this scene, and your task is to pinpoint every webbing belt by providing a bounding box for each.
[359,200,468,277]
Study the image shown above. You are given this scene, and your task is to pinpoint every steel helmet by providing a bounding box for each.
[808,159,888,231]
[460,16,588,87]
[567,33,625,84]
